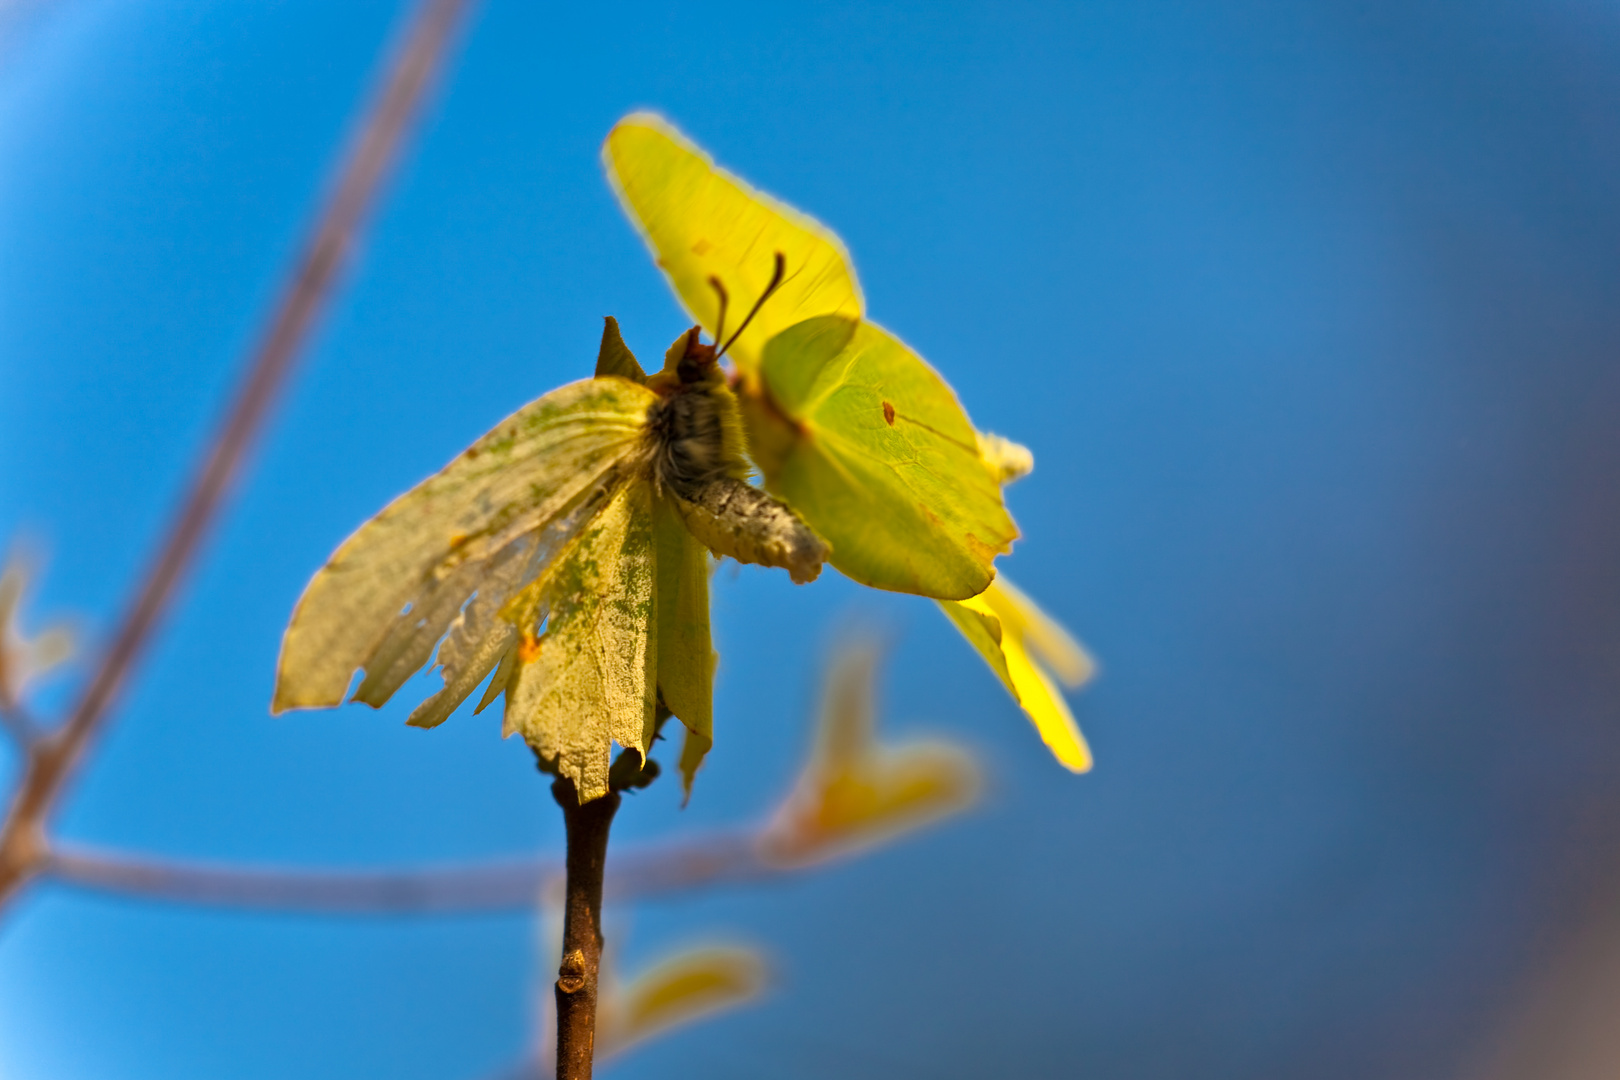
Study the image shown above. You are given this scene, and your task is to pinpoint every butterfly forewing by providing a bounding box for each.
[273,377,657,713]
[603,114,863,377]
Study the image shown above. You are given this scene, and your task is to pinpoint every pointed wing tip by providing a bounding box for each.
[612,108,671,131]
[1059,749,1095,774]
[603,111,689,160]
[677,731,713,806]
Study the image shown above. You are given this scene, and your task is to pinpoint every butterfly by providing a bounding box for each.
[604,114,1096,771]
[273,308,829,802]
[273,113,1094,804]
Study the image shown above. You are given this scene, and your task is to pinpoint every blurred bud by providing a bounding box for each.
[0,544,76,712]
[757,641,984,868]
[977,430,1035,486]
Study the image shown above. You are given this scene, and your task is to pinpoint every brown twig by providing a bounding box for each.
[0,0,478,910]
[553,779,619,1080]
[0,703,40,748]
[40,829,769,915]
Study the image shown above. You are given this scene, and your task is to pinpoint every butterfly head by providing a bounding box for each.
[649,251,787,394]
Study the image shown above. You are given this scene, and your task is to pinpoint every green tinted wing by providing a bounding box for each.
[749,316,1018,599]
[653,492,715,797]
[273,377,656,713]
[502,482,659,802]
[602,113,863,377]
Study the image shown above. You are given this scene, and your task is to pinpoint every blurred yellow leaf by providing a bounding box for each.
[534,906,768,1068]
[760,640,982,867]
[597,945,769,1061]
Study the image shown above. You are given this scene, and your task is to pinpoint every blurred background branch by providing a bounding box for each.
[34,639,985,916]
[0,0,477,910]
[1463,863,1620,1080]
[43,832,763,914]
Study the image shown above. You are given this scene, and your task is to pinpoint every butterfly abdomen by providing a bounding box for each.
[672,477,829,585]
[641,326,830,584]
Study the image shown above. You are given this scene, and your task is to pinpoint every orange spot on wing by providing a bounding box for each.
[882,401,896,426]
[963,532,1003,563]
[518,634,543,663]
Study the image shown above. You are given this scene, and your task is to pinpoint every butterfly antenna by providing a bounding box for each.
[708,275,729,350]
[717,251,786,360]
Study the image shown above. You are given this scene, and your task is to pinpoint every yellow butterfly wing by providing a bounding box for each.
[273,376,657,715]
[938,577,1095,772]
[501,481,659,801]
[652,491,715,796]
[605,116,1016,599]
[602,113,863,377]
[749,316,1019,599]
[465,483,717,802]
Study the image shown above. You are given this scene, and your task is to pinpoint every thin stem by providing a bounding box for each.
[0,0,477,911]
[553,778,619,1080]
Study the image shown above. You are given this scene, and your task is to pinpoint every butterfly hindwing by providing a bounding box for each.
[937,579,1093,773]
[503,480,660,801]
[643,493,715,796]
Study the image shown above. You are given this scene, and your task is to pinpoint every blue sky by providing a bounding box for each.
[4,1,1620,1077]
